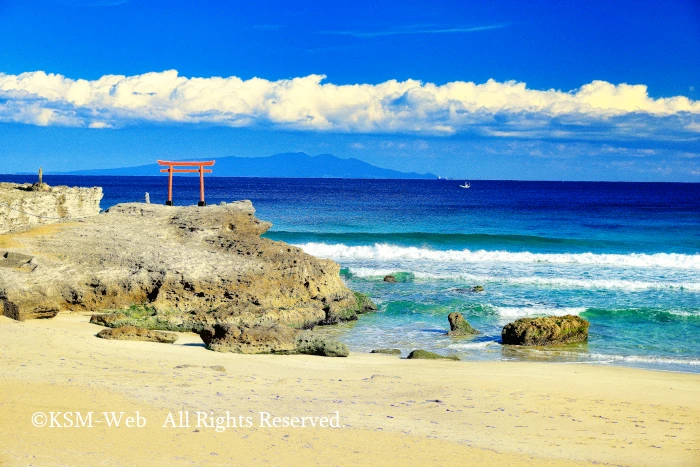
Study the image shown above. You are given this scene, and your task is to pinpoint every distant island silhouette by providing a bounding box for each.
[59,152,437,179]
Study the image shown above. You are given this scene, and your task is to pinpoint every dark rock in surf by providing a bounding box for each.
[407,350,459,361]
[447,312,480,336]
[452,286,484,293]
[371,348,401,355]
[322,292,377,324]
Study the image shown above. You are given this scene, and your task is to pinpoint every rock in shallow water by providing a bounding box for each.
[446,312,479,336]
[96,325,178,343]
[407,350,459,361]
[322,292,377,325]
[370,348,401,355]
[501,314,589,346]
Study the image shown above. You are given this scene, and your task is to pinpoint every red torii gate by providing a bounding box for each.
[158,160,215,206]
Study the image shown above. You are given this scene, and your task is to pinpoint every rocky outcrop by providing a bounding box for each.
[200,323,298,354]
[407,350,460,361]
[96,325,178,343]
[89,306,198,332]
[383,275,397,283]
[370,348,401,355]
[501,315,589,346]
[90,312,129,327]
[295,332,349,357]
[447,312,479,336]
[1,202,372,325]
[0,182,102,235]
[323,292,376,324]
[2,297,58,320]
[199,325,350,357]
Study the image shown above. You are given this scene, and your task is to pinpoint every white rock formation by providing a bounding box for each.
[0,182,102,234]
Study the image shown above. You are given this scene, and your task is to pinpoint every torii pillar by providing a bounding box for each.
[157,160,215,206]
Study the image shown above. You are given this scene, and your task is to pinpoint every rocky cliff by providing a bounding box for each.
[0,182,103,234]
[0,201,372,328]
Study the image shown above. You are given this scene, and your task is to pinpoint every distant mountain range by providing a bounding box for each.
[60,153,436,179]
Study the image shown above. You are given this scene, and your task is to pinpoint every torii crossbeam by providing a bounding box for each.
[157,160,215,206]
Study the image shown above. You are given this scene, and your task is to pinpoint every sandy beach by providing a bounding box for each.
[2,0,699,465]
[0,313,697,466]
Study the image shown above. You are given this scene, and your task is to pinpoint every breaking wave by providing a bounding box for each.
[493,306,588,317]
[297,242,700,269]
[343,267,700,292]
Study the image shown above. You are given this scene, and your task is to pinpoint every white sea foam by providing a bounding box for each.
[505,276,700,292]
[298,242,700,269]
[493,306,587,317]
[344,267,405,278]
[345,267,700,292]
[448,341,497,350]
[589,354,700,366]
[665,309,700,317]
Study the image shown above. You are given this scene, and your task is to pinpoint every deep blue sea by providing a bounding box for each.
[5,175,700,373]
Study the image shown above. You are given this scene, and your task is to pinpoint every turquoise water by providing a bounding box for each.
[5,175,699,372]
[259,180,700,373]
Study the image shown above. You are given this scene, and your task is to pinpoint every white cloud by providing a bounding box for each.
[0,70,699,139]
[318,23,511,38]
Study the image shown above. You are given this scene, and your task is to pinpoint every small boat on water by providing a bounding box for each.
[459,182,471,189]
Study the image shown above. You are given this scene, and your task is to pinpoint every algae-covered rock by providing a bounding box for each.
[200,323,297,354]
[446,312,479,336]
[96,325,178,343]
[90,312,129,327]
[90,306,196,332]
[323,292,377,324]
[370,348,401,355]
[353,292,377,314]
[295,332,349,357]
[407,350,459,361]
[501,314,589,346]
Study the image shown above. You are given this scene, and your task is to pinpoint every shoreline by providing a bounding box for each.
[1,313,698,466]
[306,311,700,375]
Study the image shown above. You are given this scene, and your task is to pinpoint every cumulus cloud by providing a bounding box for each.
[0,70,698,139]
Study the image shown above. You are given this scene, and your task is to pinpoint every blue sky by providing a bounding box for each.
[1,0,699,181]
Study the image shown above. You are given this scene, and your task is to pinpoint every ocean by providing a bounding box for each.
[4,174,700,373]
